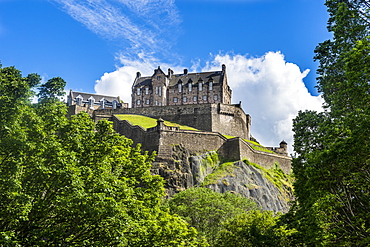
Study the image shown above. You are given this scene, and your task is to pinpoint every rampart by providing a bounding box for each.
[95,103,251,139]
[112,116,291,174]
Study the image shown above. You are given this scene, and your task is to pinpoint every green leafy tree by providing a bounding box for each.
[166,187,258,245]
[290,0,370,245]
[215,210,296,247]
[0,65,203,246]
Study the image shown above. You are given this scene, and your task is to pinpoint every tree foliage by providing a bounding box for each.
[166,187,258,245]
[215,210,296,247]
[0,65,203,246]
[290,0,370,245]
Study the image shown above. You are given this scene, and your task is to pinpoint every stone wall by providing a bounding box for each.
[94,103,250,139]
[218,138,291,174]
[112,116,291,173]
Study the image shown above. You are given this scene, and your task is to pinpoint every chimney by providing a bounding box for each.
[222,64,226,74]
[184,68,188,75]
[168,68,173,79]
[136,72,141,78]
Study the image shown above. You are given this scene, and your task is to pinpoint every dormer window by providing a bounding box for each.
[209,82,213,90]
[157,76,161,80]
[88,96,95,107]
[199,82,203,91]
[189,83,192,92]
[137,88,141,95]
[100,98,106,109]
[178,83,182,93]
[76,95,83,106]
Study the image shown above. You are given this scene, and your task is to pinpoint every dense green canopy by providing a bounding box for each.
[0,65,202,246]
[290,0,370,245]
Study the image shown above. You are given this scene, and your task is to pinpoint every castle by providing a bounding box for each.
[67,65,291,173]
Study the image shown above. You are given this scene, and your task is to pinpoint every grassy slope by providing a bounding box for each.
[116,115,275,154]
[115,114,198,131]
[222,135,276,154]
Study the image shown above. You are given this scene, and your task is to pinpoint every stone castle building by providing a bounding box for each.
[67,65,291,174]
[131,65,231,108]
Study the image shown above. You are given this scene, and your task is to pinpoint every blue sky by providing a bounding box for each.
[0,0,330,151]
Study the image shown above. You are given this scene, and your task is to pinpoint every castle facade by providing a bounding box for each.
[132,65,232,108]
[67,65,291,174]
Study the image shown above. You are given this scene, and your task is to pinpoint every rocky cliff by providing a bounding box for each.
[151,144,293,212]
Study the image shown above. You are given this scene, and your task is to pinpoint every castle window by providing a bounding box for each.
[145,87,149,94]
[159,102,162,106]
[188,83,192,92]
[193,96,197,102]
[155,86,158,95]
[173,97,178,103]
[214,94,218,101]
[203,95,207,101]
[159,86,162,96]
[88,96,95,107]
[209,82,213,90]
[157,76,161,80]
[137,99,141,105]
[155,100,158,106]
[145,99,150,105]
[76,95,83,106]
[137,88,141,96]
[183,96,187,103]
[178,83,182,93]
[199,82,203,91]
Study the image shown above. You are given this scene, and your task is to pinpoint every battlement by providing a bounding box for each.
[112,116,291,173]
[66,65,290,174]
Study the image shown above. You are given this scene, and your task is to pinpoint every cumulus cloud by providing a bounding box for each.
[202,52,324,152]
[50,0,180,56]
[95,51,324,153]
[95,53,184,104]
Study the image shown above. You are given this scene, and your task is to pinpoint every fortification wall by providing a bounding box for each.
[218,138,291,173]
[113,116,291,173]
[159,130,227,157]
[94,103,250,139]
[112,117,160,153]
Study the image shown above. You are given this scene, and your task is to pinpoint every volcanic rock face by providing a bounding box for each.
[151,145,293,212]
[203,161,293,213]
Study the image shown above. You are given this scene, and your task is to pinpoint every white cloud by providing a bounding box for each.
[50,0,180,56]
[202,52,324,153]
[94,53,184,104]
[95,51,324,154]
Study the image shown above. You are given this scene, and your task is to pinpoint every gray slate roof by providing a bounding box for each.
[134,70,225,88]
[69,90,120,103]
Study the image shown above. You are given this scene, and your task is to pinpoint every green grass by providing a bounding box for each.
[115,114,199,131]
[243,159,294,199]
[201,161,236,186]
[222,135,276,154]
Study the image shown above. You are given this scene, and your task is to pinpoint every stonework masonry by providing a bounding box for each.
[67,65,291,175]
[93,102,251,140]
[112,116,291,174]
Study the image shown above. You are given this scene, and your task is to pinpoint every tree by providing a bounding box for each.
[0,65,203,246]
[215,210,296,247]
[290,0,370,245]
[166,187,258,245]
